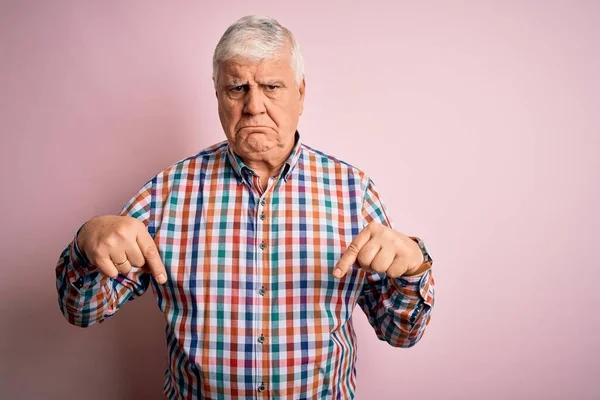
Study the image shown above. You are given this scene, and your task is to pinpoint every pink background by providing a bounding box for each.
[1,1,599,399]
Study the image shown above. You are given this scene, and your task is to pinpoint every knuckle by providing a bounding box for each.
[386,269,399,278]
[393,236,404,248]
[114,225,132,239]
[383,228,396,240]
[371,263,386,273]
[347,243,360,255]
[367,221,381,231]
[357,254,370,267]
[143,245,159,259]
[126,217,141,227]
[103,234,122,248]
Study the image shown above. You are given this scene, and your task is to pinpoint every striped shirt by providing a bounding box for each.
[56,134,435,399]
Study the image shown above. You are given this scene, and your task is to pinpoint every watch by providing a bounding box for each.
[405,236,433,276]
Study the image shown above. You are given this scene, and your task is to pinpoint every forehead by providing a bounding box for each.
[219,56,294,82]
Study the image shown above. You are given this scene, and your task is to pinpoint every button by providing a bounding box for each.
[259,213,266,220]
[258,383,266,392]
[75,278,83,288]
[260,199,266,206]
[258,287,266,296]
[258,334,265,344]
[259,241,266,250]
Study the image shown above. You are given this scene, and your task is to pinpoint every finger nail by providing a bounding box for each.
[157,274,167,284]
[333,268,342,278]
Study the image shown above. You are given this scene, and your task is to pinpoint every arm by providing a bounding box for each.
[55,181,154,327]
[355,180,436,348]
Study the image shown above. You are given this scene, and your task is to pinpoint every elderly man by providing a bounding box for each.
[56,15,435,399]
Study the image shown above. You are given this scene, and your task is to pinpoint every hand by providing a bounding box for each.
[333,222,424,279]
[76,215,167,284]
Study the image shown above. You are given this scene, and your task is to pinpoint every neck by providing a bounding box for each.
[241,137,296,184]
[246,157,287,178]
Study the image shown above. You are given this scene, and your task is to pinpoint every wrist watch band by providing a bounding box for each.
[405,236,433,276]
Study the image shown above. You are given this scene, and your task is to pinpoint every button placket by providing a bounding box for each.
[255,191,272,396]
[254,192,270,394]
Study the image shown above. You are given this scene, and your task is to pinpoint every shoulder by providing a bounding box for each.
[299,143,372,187]
[170,141,229,171]
[154,141,229,180]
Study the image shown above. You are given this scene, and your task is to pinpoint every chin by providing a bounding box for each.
[234,129,275,148]
[242,138,274,153]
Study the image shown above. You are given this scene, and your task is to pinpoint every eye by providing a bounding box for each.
[231,85,245,92]
[265,85,279,91]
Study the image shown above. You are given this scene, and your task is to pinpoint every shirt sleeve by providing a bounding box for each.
[55,180,155,327]
[356,179,435,348]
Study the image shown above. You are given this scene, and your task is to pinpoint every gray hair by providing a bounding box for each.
[212,15,304,86]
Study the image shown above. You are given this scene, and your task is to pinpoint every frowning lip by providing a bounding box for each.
[237,126,276,133]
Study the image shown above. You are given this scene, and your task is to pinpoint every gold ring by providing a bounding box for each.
[114,258,129,266]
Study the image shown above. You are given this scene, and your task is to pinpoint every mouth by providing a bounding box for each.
[239,126,271,130]
[237,126,275,135]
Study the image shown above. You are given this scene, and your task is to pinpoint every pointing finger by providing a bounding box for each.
[334,227,372,278]
[136,229,167,284]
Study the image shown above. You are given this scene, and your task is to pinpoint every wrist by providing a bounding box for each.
[403,261,431,277]
[404,236,433,277]
[74,223,93,266]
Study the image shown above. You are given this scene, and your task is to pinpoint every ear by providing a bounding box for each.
[298,77,306,115]
[213,77,219,99]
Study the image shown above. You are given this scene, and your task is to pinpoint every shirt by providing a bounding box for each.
[56,133,435,399]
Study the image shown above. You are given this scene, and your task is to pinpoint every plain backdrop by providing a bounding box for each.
[1,1,598,399]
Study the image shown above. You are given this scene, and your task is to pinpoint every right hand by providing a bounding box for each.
[76,215,167,284]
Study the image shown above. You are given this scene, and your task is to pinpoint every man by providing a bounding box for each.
[56,15,435,399]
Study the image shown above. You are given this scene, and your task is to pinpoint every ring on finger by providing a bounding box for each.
[113,258,129,267]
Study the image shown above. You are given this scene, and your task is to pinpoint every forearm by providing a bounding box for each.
[55,236,113,327]
[359,269,435,348]
[55,229,149,327]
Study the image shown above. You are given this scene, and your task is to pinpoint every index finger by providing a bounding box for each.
[136,229,167,284]
[333,227,372,279]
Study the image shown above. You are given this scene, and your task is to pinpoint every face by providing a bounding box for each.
[215,51,305,165]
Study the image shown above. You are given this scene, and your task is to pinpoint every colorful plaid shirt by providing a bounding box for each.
[56,134,435,399]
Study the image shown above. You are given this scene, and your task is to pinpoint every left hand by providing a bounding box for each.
[333,222,424,279]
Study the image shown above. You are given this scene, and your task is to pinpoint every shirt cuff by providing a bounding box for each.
[69,226,100,290]
[393,269,435,307]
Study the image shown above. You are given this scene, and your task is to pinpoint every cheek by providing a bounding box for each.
[219,101,241,126]
[280,103,300,127]
[269,99,296,126]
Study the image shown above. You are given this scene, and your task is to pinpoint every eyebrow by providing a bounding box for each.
[224,79,287,89]
[225,81,248,88]
[257,79,287,87]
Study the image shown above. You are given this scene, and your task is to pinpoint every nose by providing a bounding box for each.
[243,86,266,115]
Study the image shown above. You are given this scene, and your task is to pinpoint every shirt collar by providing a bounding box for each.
[227,131,302,184]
